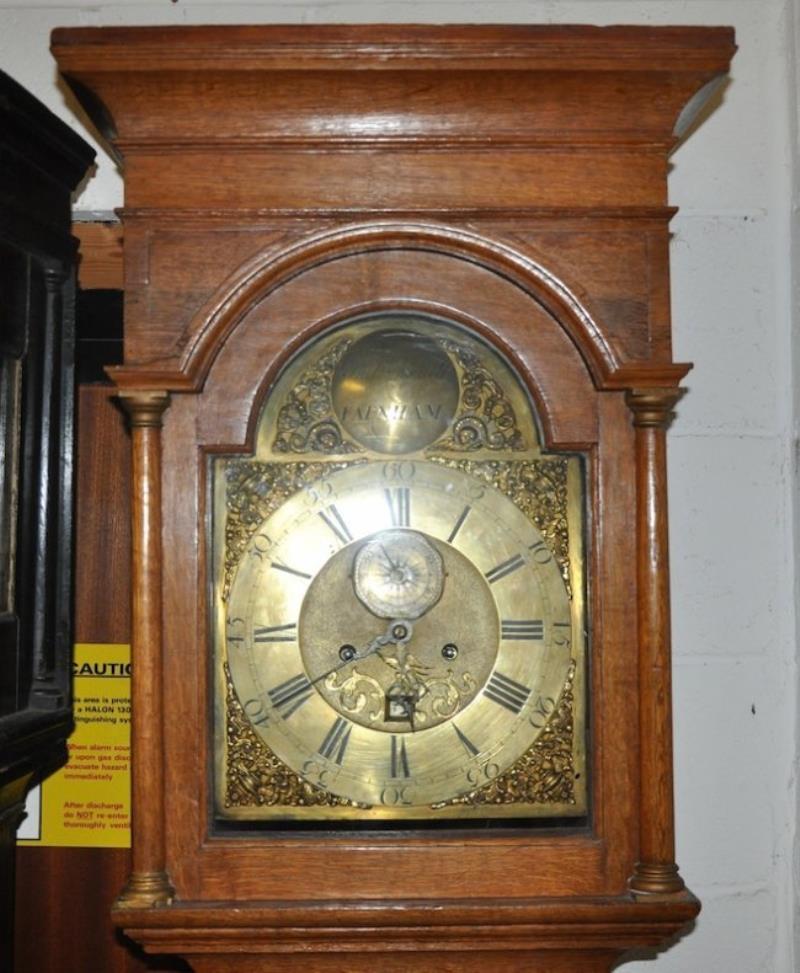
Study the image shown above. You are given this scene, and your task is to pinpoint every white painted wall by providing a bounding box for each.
[3,1,796,971]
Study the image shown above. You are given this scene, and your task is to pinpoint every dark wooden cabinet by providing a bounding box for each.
[0,69,94,969]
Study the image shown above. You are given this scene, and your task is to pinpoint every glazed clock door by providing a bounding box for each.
[212,313,587,825]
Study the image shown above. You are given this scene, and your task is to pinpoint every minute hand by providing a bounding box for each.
[309,619,413,687]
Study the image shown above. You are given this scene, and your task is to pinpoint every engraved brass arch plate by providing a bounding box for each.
[331,329,460,454]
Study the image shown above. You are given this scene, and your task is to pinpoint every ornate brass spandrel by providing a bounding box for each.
[432,661,578,809]
[273,337,364,455]
[222,458,366,599]
[428,456,573,597]
[224,664,358,809]
[266,320,530,460]
[433,338,526,452]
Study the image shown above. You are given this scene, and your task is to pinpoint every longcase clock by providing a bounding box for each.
[52,25,735,972]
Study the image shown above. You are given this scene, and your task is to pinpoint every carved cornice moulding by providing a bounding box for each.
[52,25,734,157]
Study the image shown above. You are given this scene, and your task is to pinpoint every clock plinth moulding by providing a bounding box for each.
[52,24,735,971]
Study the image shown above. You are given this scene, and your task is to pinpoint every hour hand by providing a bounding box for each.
[312,618,414,685]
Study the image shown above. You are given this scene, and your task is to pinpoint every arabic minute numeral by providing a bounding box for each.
[303,477,334,506]
[553,621,571,646]
[530,695,557,729]
[382,461,416,481]
[249,533,272,560]
[243,697,270,726]
[528,540,553,564]
[380,784,414,806]
[467,761,501,786]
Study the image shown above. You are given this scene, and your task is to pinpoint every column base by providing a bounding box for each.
[629,861,686,896]
[116,870,175,909]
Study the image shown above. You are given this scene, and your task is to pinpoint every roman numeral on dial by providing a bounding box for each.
[226,619,244,645]
[253,622,297,643]
[447,505,471,544]
[384,487,410,527]
[318,504,353,545]
[453,723,480,757]
[501,619,544,641]
[267,673,313,718]
[390,735,411,778]
[485,553,525,584]
[318,716,352,765]
[271,562,312,581]
[483,671,532,715]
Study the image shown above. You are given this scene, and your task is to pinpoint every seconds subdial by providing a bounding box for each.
[353,529,445,620]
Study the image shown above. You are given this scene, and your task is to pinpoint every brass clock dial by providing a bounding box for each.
[225,462,572,810]
[214,314,587,822]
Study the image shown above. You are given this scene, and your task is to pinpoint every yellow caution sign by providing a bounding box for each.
[18,644,131,848]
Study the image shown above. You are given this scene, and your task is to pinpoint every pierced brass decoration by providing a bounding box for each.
[435,338,525,452]
[224,664,356,809]
[273,338,363,455]
[222,455,568,602]
[270,324,527,460]
[221,455,580,814]
[225,654,577,811]
[325,658,480,729]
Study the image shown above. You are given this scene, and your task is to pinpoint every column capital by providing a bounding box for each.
[43,264,69,288]
[118,389,171,428]
[625,387,685,429]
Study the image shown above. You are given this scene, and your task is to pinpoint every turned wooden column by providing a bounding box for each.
[116,390,174,907]
[626,387,686,896]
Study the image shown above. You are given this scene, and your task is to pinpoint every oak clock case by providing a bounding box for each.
[48,22,737,972]
[212,314,587,825]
